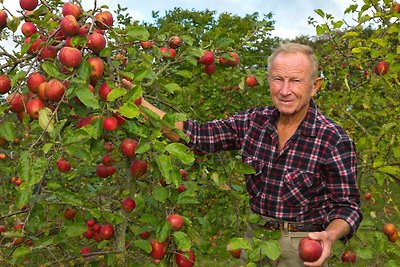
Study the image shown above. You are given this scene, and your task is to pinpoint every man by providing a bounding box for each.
[128,42,362,266]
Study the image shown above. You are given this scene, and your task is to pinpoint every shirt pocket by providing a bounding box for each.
[282,169,316,206]
[243,156,264,198]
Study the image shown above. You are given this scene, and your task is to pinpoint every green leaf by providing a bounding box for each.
[134,239,152,253]
[38,108,55,133]
[75,85,100,109]
[260,240,281,261]
[378,166,400,176]
[29,156,48,186]
[228,237,252,250]
[18,151,30,182]
[234,162,256,174]
[164,83,181,93]
[156,155,180,186]
[16,187,32,210]
[177,190,199,204]
[176,70,193,78]
[153,186,169,203]
[156,221,171,242]
[41,61,62,77]
[173,231,191,251]
[12,247,30,260]
[134,69,151,82]
[8,17,21,33]
[65,224,87,237]
[0,120,16,141]
[62,128,92,145]
[118,102,139,119]
[355,247,374,259]
[77,60,91,80]
[107,87,126,101]
[314,8,325,18]
[126,25,150,40]
[55,189,83,206]
[50,119,67,139]
[165,143,195,164]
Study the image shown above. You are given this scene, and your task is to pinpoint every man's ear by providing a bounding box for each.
[311,77,323,96]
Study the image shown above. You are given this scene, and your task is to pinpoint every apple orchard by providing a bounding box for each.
[0,0,399,266]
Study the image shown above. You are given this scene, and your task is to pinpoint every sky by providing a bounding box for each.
[2,0,362,39]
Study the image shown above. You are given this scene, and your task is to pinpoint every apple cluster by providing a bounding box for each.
[383,223,398,243]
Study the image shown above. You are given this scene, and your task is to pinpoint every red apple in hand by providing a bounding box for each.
[175,249,195,267]
[298,237,323,262]
[167,213,184,231]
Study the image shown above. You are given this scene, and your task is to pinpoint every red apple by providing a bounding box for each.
[0,225,6,234]
[245,75,258,87]
[58,46,82,68]
[103,116,118,131]
[198,50,214,65]
[120,138,138,157]
[57,158,71,172]
[98,82,112,100]
[26,98,45,119]
[45,79,66,102]
[0,9,7,29]
[60,15,80,36]
[177,184,186,193]
[160,47,176,59]
[373,60,389,76]
[392,3,400,13]
[21,21,37,37]
[388,231,398,242]
[100,223,114,240]
[101,154,114,166]
[0,74,11,94]
[140,40,154,49]
[94,11,114,30]
[121,197,136,213]
[25,36,45,54]
[6,92,27,113]
[364,192,372,200]
[76,115,99,128]
[80,246,90,255]
[219,51,239,66]
[78,23,90,37]
[139,231,150,239]
[175,249,195,267]
[167,213,184,231]
[130,160,147,178]
[104,142,115,152]
[64,208,76,220]
[62,2,81,19]
[86,219,96,228]
[134,96,143,106]
[204,63,216,75]
[40,45,57,60]
[180,169,187,180]
[92,223,101,233]
[95,164,116,178]
[298,237,323,262]
[229,248,242,259]
[20,0,38,11]
[341,250,356,263]
[383,223,397,236]
[87,32,106,53]
[168,35,182,49]
[149,239,168,259]
[37,82,48,101]
[27,72,46,93]
[87,57,104,82]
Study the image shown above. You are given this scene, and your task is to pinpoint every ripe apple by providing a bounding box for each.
[140,40,154,49]
[388,231,398,242]
[160,47,176,59]
[6,92,27,113]
[101,154,114,166]
[373,60,389,76]
[21,21,37,37]
[64,208,76,220]
[94,11,114,30]
[15,178,23,186]
[98,82,112,100]
[134,96,143,106]
[62,2,81,19]
[78,23,90,36]
[26,98,45,119]
[58,46,82,68]
[92,223,101,233]
[364,192,372,200]
[139,231,150,239]
[198,50,214,65]
[180,169,187,180]
[130,160,147,178]
[149,239,168,259]
[87,57,104,82]
[392,3,400,13]
[57,158,71,172]
[175,249,195,267]
[383,223,397,236]
[60,15,80,36]
[84,228,95,239]
[219,51,239,66]
[45,79,66,102]
[87,32,106,53]
[95,164,116,178]
[341,250,356,263]
[25,36,45,54]
[204,63,216,75]
[20,0,38,11]
[0,9,7,29]
[177,184,186,193]
[103,116,118,131]
[40,45,57,60]
[167,213,184,231]
[104,142,115,152]
[80,246,90,255]
[0,225,6,234]
[0,74,11,94]
[245,75,258,87]
[120,138,138,157]
[76,115,99,128]
[100,223,114,240]
[168,35,182,49]
[298,237,323,262]
[121,197,136,212]
[86,218,96,228]
[27,72,46,93]
[229,248,242,259]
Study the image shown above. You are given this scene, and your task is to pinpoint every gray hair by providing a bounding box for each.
[267,42,320,80]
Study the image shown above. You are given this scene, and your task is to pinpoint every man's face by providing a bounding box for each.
[268,51,321,120]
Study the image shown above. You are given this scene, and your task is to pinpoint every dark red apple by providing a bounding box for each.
[0,9,7,29]
[26,98,45,119]
[121,197,136,212]
[341,250,356,263]
[27,72,46,93]
[364,192,372,200]
[101,154,114,166]
[103,116,118,131]
[100,223,114,240]
[167,213,184,231]
[62,2,81,19]
[149,239,168,259]
[58,46,82,68]
[64,208,76,220]
[298,237,323,262]
[21,21,37,37]
[168,35,182,49]
[57,158,71,172]
[104,142,115,152]
[95,164,116,178]
[39,45,58,60]
[204,63,216,75]
[20,0,38,11]
[94,11,114,30]
[374,60,389,76]
[45,79,66,102]
[87,32,106,53]
[246,75,258,87]
[198,50,214,65]
[229,248,242,259]
[80,246,90,255]
[0,74,11,94]
[0,225,6,234]
[120,138,138,158]
[177,184,186,193]
[130,160,147,178]
[98,82,112,100]
[76,115,98,128]
[139,231,150,239]
[175,249,195,267]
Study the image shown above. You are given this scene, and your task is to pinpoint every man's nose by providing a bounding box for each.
[279,80,292,96]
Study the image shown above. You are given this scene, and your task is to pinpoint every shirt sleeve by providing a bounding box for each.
[324,137,363,241]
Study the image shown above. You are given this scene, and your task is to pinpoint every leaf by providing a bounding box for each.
[75,85,100,109]
[0,120,16,141]
[50,119,67,139]
[41,61,62,77]
[354,247,374,259]
[76,60,91,80]
[228,237,252,250]
[173,231,191,251]
[260,240,281,261]
[176,70,193,78]
[16,187,32,210]
[55,189,83,206]
[118,102,139,119]
[12,247,30,260]
[107,87,126,101]
[314,9,325,18]
[65,224,87,237]
[378,166,400,176]
[164,83,181,93]
[38,108,55,133]
[156,155,180,186]
[29,156,48,186]
[62,128,92,145]
[156,221,171,242]
[134,69,151,82]
[177,190,199,205]
[134,239,152,253]
[153,186,169,203]
[234,162,256,174]
[165,143,195,164]
[126,25,150,40]
[18,151,30,183]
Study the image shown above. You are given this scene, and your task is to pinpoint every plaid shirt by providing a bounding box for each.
[183,100,362,240]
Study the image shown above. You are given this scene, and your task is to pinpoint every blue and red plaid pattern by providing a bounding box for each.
[183,100,362,240]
